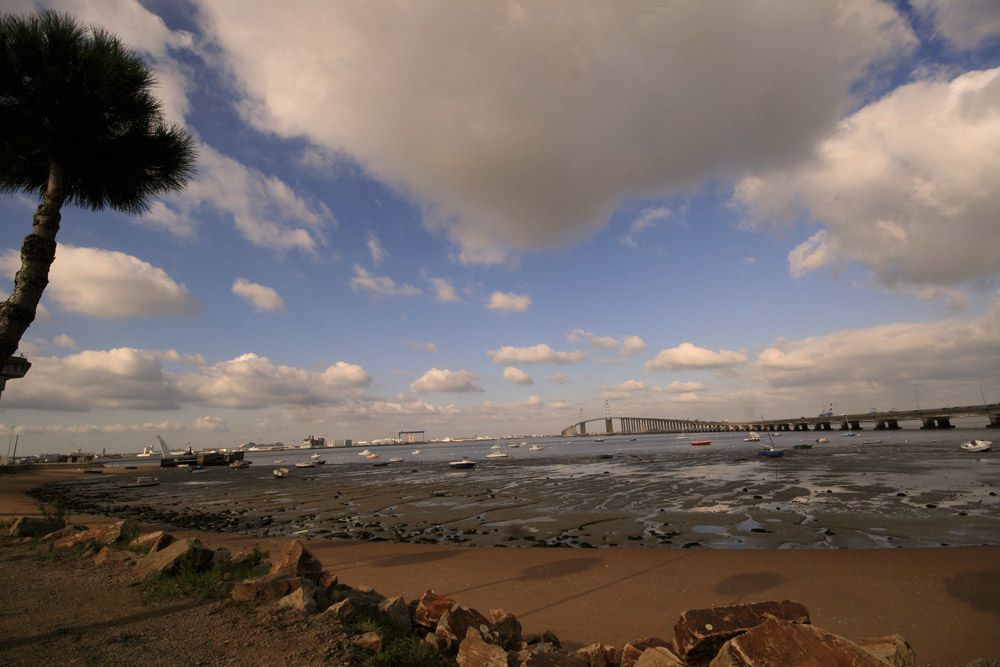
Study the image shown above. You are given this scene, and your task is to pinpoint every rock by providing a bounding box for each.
[323,596,377,622]
[212,547,232,566]
[424,631,447,653]
[39,525,84,542]
[436,604,494,654]
[521,651,589,666]
[574,643,618,667]
[490,608,522,648]
[318,569,339,593]
[621,638,673,667]
[542,630,562,648]
[268,539,323,583]
[415,589,456,628]
[708,617,890,667]
[230,575,312,603]
[635,646,685,667]
[8,516,65,538]
[134,538,214,577]
[674,599,810,665]
[352,631,383,653]
[129,530,175,554]
[278,586,317,613]
[378,595,412,631]
[53,519,139,549]
[457,627,509,666]
[93,546,137,568]
[857,635,916,666]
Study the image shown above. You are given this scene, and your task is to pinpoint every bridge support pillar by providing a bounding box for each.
[605,418,613,435]
[816,422,831,430]
[936,417,954,429]
[850,420,862,430]
[839,421,850,431]
[920,417,936,429]
[580,421,587,435]
[989,414,1000,428]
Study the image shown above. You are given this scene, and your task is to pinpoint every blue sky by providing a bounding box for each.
[2,0,999,454]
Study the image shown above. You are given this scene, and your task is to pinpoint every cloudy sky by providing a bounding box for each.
[2,0,999,454]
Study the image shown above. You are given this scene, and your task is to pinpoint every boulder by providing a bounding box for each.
[278,586,318,613]
[436,604,495,654]
[457,627,509,667]
[323,596,377,622]
[40,525,84,542]
[129,530,175,554]
[8,516,65,538]
[318,569,339,593]
[574,643,617,667]
[521,651,589,666]
[635,647,686,667]
[134,538,214,577]
[268,539,323,583]
[621,638,673,667]
[378,595,412,631]
[53,519,139,549]
[858,635,916,666]
[490,608,522,648]
[230,575,313,603]
[352,631,383,653]
[708,617,891,667]
[415,589,456,628]
[93,546,137,568]
[674,599,810,665]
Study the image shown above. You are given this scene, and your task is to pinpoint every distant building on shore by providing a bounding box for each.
[327,438,352,448]
[300,435,326,449]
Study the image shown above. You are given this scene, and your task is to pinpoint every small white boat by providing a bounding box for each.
[529,445,543,451]
[295,461,315,468]
[594,438,605,443]
[485,451,508,459]
[273,458,286,464]
[310,453,326,464]
[816,437,830,444]
[366,453,380,460]
[840,432,856,437]
[411,450,422,455]
[358,449,372,456]
[449,458,476,469]
[744,432,761,442]
[388,457,403,463]
[490,442,503,450]
[961,440,992,452]
[509,443,521,448]
[273,467,289,478]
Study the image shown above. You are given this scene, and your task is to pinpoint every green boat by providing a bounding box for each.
[792,443,813,450]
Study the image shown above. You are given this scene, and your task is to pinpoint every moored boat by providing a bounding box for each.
[485,451,508,459]
[758,447,784,457]
[121,476,160,487]
[528,445,543,451]
[816,437,830,444]
[690,440,712,446]
[294,461,315,468]
[273,467,289,478]
[744,432,761,442]
[448,458,476,469]
[792,444,813,450]
[960,439,992,452]
[388,457,403,463]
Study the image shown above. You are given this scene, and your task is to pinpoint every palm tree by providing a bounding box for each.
[0,12,196,373]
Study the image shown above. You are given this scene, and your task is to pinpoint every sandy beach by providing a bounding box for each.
[3,467,999,665]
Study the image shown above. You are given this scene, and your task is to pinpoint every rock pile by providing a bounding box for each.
[5,518,926,666]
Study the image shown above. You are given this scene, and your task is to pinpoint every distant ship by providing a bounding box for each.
[136,446,155,458]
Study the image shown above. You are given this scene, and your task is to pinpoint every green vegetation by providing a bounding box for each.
[346,614,451,667]
[35,496,67,522]
[139,545,268,603]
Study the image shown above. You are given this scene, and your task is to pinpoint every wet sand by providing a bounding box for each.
[4,466,1000,665]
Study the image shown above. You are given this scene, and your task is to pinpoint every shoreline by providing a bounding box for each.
[3,468,998,664]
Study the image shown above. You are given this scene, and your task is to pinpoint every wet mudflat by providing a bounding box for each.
[33,431,1000,549]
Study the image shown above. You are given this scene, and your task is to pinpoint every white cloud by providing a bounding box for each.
[487,344,585,365]
[547,372,569,385]
[429,277,461,303]
[410,368,482,393]
[502,367,533,385]
[601,379,648,399]
[232,278,285,313]
[198,1,913,261]
[179,353,370,408]
[148,144,331,252]
[488,291,531,313]
[403,340,437,353]
[735,67,1000,288]
[367,232,387,266]
[52,335,79,350]
[351,265,422,298]
[569,329,646,355]
[621,206,671,246]
[646,342,748,371]
[0,246,195,319]
[912,0,1000,50]
[664,380,705,393]
[194,416,228,431]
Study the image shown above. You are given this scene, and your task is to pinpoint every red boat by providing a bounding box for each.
[690,440,712,446]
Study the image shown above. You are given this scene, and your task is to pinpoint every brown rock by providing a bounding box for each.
[574,643,618,667]
[278,586,318,613]
[490,608,523,648]
[40,525,84,542]
[8,516,65,538]
[230,575,311,603]
[858,635,916,666]
[129,530,175,554]
[134,538,214,577]
[415,589,456,628]
[268,539,323,583]
[378,595,412,631]
[621,638,673,667]
[521,651,589,666]
[436,604,494,654]
[352,631,383,653]
[318,569,339,592]
[709,617,890,667]
[635,646,686,667]
[323,596,377,622]
[457,627,509,667]
[93,546,137,568]
[424,631,447,653]
[53,519,139,550]
[675,599,810,665]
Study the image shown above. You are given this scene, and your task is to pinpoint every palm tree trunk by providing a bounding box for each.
[0,160,65,367]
